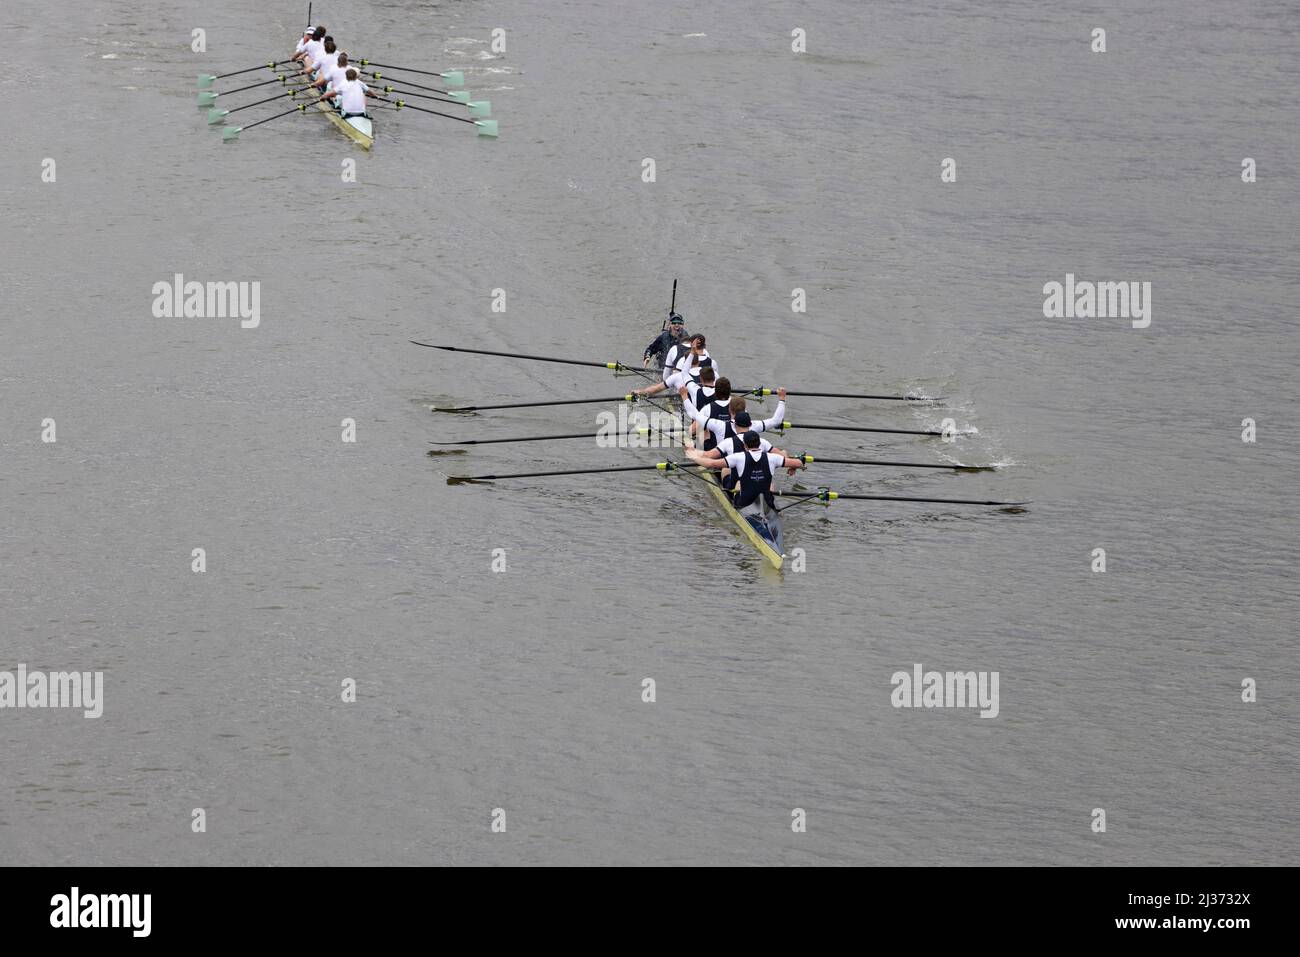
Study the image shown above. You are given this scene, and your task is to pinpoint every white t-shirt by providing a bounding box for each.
[322,62,350,90]
[303,39,326,67]
[336,78,370,115]
[673,348,717,379]
[315,51,341,79]
[683,397,785,446]
[716,433,772,456]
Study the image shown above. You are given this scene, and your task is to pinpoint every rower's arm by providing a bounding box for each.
[756,399,786,433]
[643,332,665,362]
[686,448,723,468]
[680,397,708,429]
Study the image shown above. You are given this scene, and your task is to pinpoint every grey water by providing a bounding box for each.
[1,0,1296,865]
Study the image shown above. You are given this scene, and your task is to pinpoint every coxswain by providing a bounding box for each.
[643,312,688,371]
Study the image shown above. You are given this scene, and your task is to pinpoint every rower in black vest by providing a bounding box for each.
[684,370,734,452]
[683,387,787,459]
[733,434,778,510]
[688,431,806,548]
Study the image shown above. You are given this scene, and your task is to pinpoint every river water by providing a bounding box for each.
[1,0,1296,865]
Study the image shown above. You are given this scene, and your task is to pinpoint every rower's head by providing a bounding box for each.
[714,376,731,401]
[743,430,762,450]
[734,410,753,431]
[323,38,336,54]
[689,333,706,354]
[312,26,327,40]
[728,396,747,418]
[346,68,358,81]
[337,52,349,67]
[667,312,685,334]
[699,367,715,386]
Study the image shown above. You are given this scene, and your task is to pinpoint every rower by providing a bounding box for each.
[293,26,328,71]
[687,408,800,474]
[308,38,341,86]
[643,312,688,371]
[634,333,716,397]
[682,387,786,453]
[689,430,805,544]
[682,370,730,450]
[321,67,378,117]
[312,49,352,95]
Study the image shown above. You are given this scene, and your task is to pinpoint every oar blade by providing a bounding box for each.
[447,91,470,104]
[196,91,218,106]
[221,125,244,142]
[474,119,499,137]
[468,100,491,118]
[197,73,217,89]
[441,70,465,87]
[206,108,229,125]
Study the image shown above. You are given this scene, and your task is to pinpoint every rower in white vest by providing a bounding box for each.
[310,38,341,82]
[312,50,354,95]
[294,26,328,71]
[321,68,378,117]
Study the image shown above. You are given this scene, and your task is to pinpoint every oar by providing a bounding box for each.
[431,428,654,446]
[373,96,497,136]
[740,387,943,402]
[664,278,677,331]
[778,422,970,438]
[410,341,633,371]
[361,73,476,104]
[196,62,290,88]
[801,454,995,472]
[447,463,676,484]
[196,73,296,105]
[354,61,465,86]
[207,86,312,124]
[373,84,491,118]
[777,489,1027,508]
[222,102,313,142]
[432,395,640,413]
